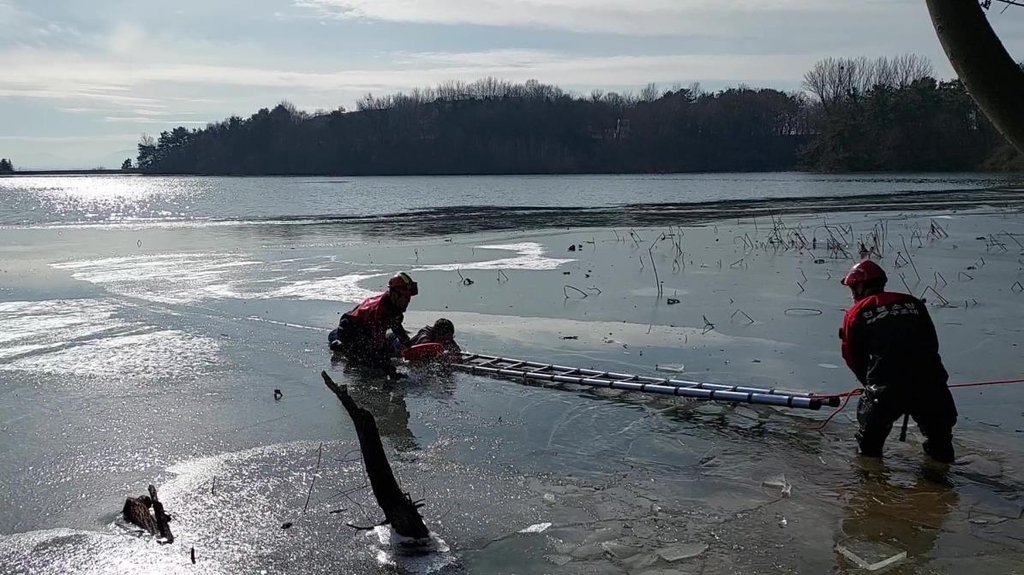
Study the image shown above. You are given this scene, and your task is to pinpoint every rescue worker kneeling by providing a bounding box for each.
[838,260,957,463]
[329,272,417,379]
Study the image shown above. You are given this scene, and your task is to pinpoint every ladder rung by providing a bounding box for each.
[521,364,550,373]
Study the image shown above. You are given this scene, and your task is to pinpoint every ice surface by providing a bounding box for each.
[4,201,1024,574]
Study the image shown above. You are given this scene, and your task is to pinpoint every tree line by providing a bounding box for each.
[0,158,13,173]
[800,55,1020,171]
[135,55,1021,175]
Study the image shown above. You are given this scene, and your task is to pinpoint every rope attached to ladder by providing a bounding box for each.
[457,353,1024,418]
[815,377,1024,431]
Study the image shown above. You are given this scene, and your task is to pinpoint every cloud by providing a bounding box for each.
[0,86,166,109]
[102,117,209,124]
[0,47,820,106]
[0,0,83,46]
[387,50,822,85]
[107,23,146,57]
[4,0,1022,168]
[392,49,564,67]
[0,0,21,25]
[294,0,897,35]
[0,134,140,142]
[0,1,984,118]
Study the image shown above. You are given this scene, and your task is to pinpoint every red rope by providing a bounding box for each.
[814,377,1024,431]
[946,378,1024,389]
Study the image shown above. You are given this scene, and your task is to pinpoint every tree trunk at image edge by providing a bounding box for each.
[926,0,1024,154]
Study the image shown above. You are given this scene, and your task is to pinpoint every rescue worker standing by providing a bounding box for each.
[329,272,417,379]
[838,260,957,463]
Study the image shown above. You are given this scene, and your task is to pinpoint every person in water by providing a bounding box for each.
[838,260,957,463]
[411,318,461,354]
[387,317,461,359]
[329,272,417,379]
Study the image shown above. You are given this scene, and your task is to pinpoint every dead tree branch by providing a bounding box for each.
[320,371,429,539]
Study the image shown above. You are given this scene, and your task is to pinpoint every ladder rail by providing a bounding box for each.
[454,354,826,410]
[456,353,815,398]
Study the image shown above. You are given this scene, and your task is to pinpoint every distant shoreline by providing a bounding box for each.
[3,169,1023,178]
[0,169,134,177]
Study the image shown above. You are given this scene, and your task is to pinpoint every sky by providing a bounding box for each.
[1,0,1023,169]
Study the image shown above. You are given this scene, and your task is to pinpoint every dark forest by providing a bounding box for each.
[135,55,1023,176]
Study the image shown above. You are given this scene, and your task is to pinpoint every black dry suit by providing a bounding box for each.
[839,291,957,463]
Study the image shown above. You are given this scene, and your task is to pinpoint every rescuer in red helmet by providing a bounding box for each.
[328,272,418,379]
[839,260,957,463]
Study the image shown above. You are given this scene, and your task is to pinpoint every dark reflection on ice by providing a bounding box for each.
[277,189,1024,238]
[835,463,957,571]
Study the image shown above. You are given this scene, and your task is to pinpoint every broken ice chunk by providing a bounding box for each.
[657,543,709,562]
[655,364,685,374]
[519,522,552,534]
[545,555,573,566]
[762,474,792,496]
[836,539,907,571]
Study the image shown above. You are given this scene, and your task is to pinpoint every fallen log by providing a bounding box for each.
[122,485,174,543]
[320,371,430,540]
[122,495,157,535]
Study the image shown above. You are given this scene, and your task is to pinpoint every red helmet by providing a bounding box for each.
[388,272,418,296]
[841,260,887,287]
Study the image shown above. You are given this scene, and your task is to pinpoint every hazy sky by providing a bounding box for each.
[1,0,1022,169]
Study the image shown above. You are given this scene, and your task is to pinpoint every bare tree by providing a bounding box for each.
[436,80,469,101]
[806,54,937,107]
[803,55,933,107]
[275,100,308,121]
[851,56,876,95]
[873,57,897,89]
[891,54,934,87]
[356,93,392,111]
[602,91,625,108]
[640,82,661,102]
[803,57,847,108]
[470,76,516,99]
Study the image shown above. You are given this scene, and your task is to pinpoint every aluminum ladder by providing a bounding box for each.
[452,353,839,411]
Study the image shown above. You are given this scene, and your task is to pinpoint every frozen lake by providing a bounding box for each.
[2,175,1024,573]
